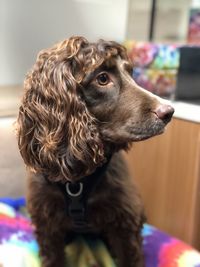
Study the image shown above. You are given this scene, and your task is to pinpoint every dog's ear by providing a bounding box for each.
[17,37,105,181]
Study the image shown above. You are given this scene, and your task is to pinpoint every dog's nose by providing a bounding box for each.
[154,104,174,123]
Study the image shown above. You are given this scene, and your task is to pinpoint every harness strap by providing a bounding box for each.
[45,156,112,233]
[57,181,88,231]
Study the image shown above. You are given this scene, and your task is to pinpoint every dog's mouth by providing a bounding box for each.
[100,117,169,145]
[128,118,167,142]
[131,127,165,142]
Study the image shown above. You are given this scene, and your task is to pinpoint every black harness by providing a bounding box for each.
[45,157,111,233]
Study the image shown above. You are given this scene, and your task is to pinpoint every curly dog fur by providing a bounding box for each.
[17,36,174,267]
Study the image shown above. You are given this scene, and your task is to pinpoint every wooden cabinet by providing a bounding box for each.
[124,118,200,249]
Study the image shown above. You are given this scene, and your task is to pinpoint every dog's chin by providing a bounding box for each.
[129,122,166,142]
[101,120,167,146]
[131,129,164,142]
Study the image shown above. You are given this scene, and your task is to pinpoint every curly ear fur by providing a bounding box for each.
[17,37,105,181]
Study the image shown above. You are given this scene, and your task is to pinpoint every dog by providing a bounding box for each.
[17,36,174,267]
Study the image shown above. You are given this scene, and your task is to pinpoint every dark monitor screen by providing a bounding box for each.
[176,46,200,104]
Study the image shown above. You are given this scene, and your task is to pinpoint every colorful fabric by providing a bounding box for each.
[0,198,200,267]
[123,41,180,98]
[124,41,180,69]
[132,67,177,97]
[143,224,200,267]
[188,9,200,44]
[0,202,39,267]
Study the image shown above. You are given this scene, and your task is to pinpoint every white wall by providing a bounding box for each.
[0,0,128,85]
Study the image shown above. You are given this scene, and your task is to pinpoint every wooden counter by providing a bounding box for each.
[124,117,200,249]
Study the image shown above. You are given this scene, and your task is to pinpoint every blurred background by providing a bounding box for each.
[0,0,200,249]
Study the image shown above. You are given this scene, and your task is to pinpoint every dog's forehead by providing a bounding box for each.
[116,57,133,71]
[102,56,132,70]
[81,56,132,85]
[103,57,117,68]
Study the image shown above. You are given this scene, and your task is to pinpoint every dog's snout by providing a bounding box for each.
[154,104,174,123]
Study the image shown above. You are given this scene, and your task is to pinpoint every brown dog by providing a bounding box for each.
[17,36,174,267]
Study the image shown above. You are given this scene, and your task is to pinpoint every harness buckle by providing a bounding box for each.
[66,182,86,226]
[66,182,83,197]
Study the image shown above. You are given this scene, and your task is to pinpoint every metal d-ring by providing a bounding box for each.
[66,182,83,197]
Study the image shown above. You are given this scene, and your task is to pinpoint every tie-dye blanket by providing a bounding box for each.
[0,198,200,267]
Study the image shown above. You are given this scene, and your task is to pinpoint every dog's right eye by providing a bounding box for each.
[96,72,110,86]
